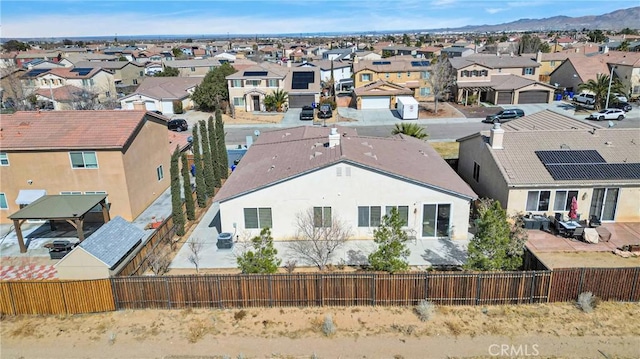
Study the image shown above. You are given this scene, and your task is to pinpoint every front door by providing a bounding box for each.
[252,95,260,111]
[589,188,619,221]
[422,204,451,237]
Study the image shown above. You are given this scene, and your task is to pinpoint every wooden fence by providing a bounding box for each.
[1,268,638,315]
[115,215,176,276]
[0,279,115,315]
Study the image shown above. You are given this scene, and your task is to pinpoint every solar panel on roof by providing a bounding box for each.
[411,60,431,67]
[24,68,49,77]
[535,150,605,165]
[243,71,268,76]
[291,71,314,90]
[71,68,93,76]
[372,61,391,65]
[545,163,640,181]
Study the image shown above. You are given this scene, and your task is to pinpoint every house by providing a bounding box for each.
[322,49,353,61]
[33,84,92,110]
[297,60,352,92]
[162,58,221,77]
[0,110,172,224]
[213,126,477,241]
[120,76,202,113]
[440,46,475,58]
[55,216,146,279]
[73,61,146,90]
[15,51,62,67]
[380,45,420,57]
[450,53,554,105]
[227,62,320,110]
[0,52,17,69]
[59,53,119,67]
[352,58,434,108]
[538,51,586,83]
[456,111,640,222]
[20,67,117,103]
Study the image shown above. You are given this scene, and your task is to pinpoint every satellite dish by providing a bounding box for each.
[187,136,193,143]
[608,121,615,128]
[254,130,260,137]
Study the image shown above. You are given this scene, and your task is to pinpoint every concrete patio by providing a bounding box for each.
[525,222,640,253]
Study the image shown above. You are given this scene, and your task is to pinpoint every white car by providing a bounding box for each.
[588,108,626,121]
[613,93,628,103]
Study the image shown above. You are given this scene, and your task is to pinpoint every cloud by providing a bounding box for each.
[485,8,505,14]
[431,0,456,6]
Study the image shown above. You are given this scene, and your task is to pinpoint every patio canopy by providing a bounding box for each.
[15,189,47,205]
[7,194,110,253]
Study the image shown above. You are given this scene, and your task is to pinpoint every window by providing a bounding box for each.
[0,193,8,210]
[385,73,390,79]
[633,85,640,94]
[473,162,480,182]
[385,206,409,226]
[231,79,243,87]
[420,87,431,96]
[550,61,556,67]
[313,207,332,227]
[156,165,164,181]
[523,67,534,75]
[139,71,144,76]
[422,204,451,237]
[554,190,579,211]
[190,67,196,72]
[397,72,401,78]
[69,151,98,169]
[421,71,430,79]
[233,97,245,106]
[244,207,272,229]
[60,191,82,195]
[461,70,469,77]
[0,152,8,166]
[267,79,278,87]
[406,71,411,77]
[526,190,550,211]
[133,79,138,85]
[361,73,371,82]
[246,79,260,86]
[105,91,111,98]
[358,206,381,227]
[336,167,342,177]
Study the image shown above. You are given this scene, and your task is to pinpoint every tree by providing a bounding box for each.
[620,28,638,35]
[215,109,229,179]
[368,207,410,273]
[578,73,624,110]
[392,123,428,140]
[207,116,221,188]
[426,56,456,114]
[188,237,204,274]
[288,208,352,271]
[155,66,179,77]
[170,146,186,236]
[402,33,411,46]
[587,30,605,43]
[269,88,288,112]
[186,38,193,43]
[618,40,630,52]
[518,34,543,54]
[2,40,31,51]
[171,47,183,57]
[465,199,526,271]
[191,123,207,207]
[237,228,281,274]
[191,63,237,112]
[181,153,196,221]
[539,42,551,53]
[199,120,216,197]
[62,39,73,46]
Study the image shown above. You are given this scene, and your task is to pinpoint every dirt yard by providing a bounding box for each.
[450,103,502,119]
[419,101,465,119]
[2,302,638,358]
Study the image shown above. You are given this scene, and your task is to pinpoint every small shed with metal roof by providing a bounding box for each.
[55,216,145,279]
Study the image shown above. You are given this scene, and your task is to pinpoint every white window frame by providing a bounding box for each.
[361,73,371,82]
[385,206,409,227]
[69,151,98,169]
[246,79,260,87]
[420,87,431,96]
[243,207,273,229]
[358,206,381,227]
[0,193,8,210]
[524,67,534,75]
[156,165,164,181]
[553,190,579,212]
[60,191,82,195]
[313,206,332,228]
[526,190,551,212]
[231,79,243,88]
[233,97,245,107]
[0,152,9,166]
[267,79,278,87]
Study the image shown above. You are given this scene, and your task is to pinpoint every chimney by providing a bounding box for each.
[328,127,340,148]
[132,100,145,111]
[287,60,292,68]
[353,56,359,64]
[536,50,542,63]
[490,122,504,149]
[575,48,580,53]
[603,45,609,54]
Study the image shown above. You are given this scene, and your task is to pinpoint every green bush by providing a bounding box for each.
[173,100,184,114]
[320,98,337,110]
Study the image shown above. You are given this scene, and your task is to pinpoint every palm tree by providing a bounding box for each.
[618,40,630,52]
[392,123,428,140]
[577,73,624,110]
[271,89,288,112]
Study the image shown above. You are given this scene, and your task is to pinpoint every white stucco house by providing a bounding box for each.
[213,126,477,241]
[119,76,202,114]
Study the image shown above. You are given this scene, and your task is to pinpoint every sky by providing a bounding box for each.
[0,0,634,39]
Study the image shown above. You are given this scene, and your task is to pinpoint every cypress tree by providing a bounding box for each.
[215,109,229,179]
[192,123,207,208]
[170,146,185,236]
[207,115,221,187]
[199,120,215,197]
[181,152,196,221]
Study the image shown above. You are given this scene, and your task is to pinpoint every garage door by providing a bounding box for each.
[288,94,315,108]
[518,90,550,104]
[496,92,512,104]
[144,101,157,111]
[361,96,390,109]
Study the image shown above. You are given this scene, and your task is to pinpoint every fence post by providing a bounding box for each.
[371,273,376,306]
[60,281,68,314]
[577,267,586,295]
[110,278,119,310]
[424,272,429,302]
[165,277,171,309]
[631,267,639,302]
[475,273,482,306]
[217,275,223,308]
[317,273,324,307]
[268,275,273,308]
[529,272,536,304]
[7,282,17,315]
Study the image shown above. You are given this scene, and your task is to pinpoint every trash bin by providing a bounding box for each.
[555,93,562,101]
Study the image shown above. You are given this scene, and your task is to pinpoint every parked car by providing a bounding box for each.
[573,93,596,107]
[168,118,188,132]
[299,106,314,121]
[613,93,628,103]
[317,104,333,119]
[483,108,525,123]
[612,101,632,112]
[149,110,164,116]
[587,108,625,121]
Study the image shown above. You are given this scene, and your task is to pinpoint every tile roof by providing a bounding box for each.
[457,74,554,91]
[168,130,193,154]
[302,60,352,70]
[124,77,202,100]
[460,111,640,186]
[214,126,477,203]
[79,216,145,269]
[449,54,539,70]
[0,110,164,151]
[74,60,144,69]
[162,58,221,68]
[227,62,289,79]
[353,58,432,74]
[34,84,85,101]
[45,67,105,79]
[562,56,609,82]
[353,80,414,96]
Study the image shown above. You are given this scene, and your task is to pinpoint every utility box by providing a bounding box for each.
[396,96,419,120]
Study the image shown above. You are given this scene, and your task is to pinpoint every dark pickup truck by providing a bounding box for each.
[317,104,333,119]
[300,106,314,120]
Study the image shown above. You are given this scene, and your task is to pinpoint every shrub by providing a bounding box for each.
[577,292,599,313]
[321,315,336,337]
[234,310,247,321]
[320,98,337,110]
[414,299,435,322]
[173,100,184,114]
[284,259,297,273]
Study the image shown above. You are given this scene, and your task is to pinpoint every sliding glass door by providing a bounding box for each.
[422,204,451,237]
[589,188,619,221]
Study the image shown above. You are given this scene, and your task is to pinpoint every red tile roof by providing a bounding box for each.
[34,85,84,101]
[0,110,165,151]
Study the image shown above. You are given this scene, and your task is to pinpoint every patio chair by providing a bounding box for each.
[555,220,567,237]
[572,227,585,241]
[589,215,601,228]
[554,213,563,223]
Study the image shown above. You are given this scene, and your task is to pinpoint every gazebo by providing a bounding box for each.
[7,194,111,253]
